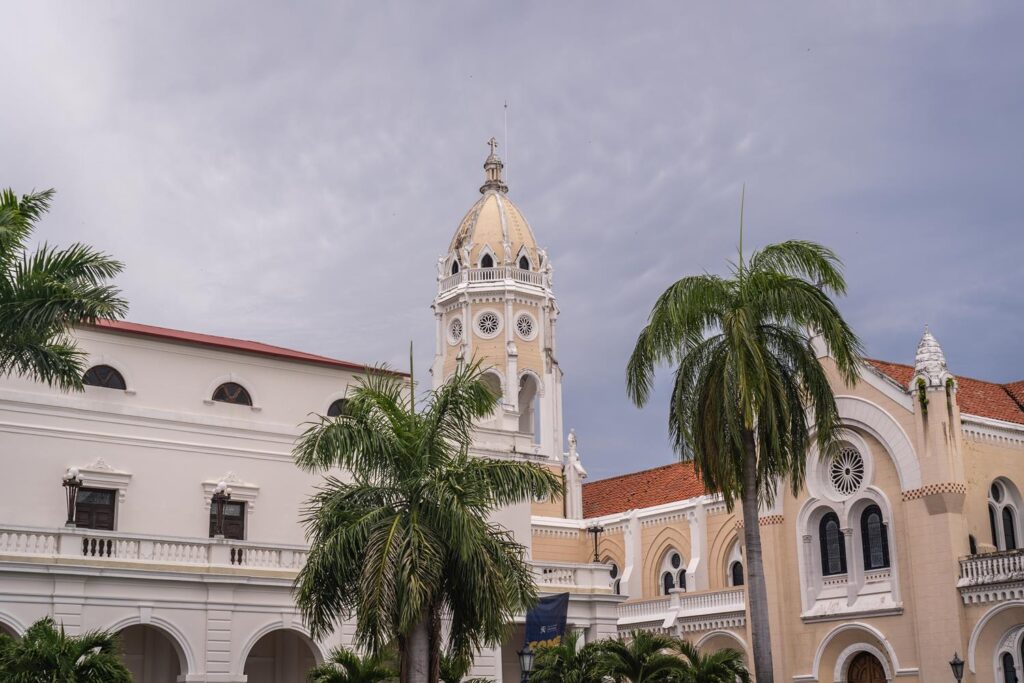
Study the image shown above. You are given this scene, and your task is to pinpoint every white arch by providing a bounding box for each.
[84,354,135,393]
[0,609,27,637]
[695,629,749,657]
[968,599,1024,672]
[322,387,353,417]
[833,396,921,491]
[517,368,544,398]
[834,642,894,682]
[238,619,326,673]
[105,614,197,675]
[807,622,903,682]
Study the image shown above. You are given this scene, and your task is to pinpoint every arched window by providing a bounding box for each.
[1002,652,1018,683]
[82,365,126,390]
[451,261,460,275]
[731,561,745,587]
[480,253,494,269]
[990,480,1022,551]
[659,550,684,595]
[860,505,890,570]
[969,534,978,555]
[819,512,847,576]
[212,382,252,406]
[327,398,349,418]
[1004,507,1019,550]
[518,255,530,270]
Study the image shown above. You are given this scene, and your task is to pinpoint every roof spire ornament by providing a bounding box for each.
[480,136,509,194]
[912,325,954,389]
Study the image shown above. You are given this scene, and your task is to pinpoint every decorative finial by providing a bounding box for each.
[480,136,509,194]
[912,325,954,389]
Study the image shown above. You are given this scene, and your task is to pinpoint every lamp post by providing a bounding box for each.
[62,467,83,526]
[211,480,232,538]
[586,524,604,563]
[517,644,535,683]
[949,652,964,682]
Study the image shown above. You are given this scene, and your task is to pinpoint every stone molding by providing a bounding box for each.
[901,482,966,501]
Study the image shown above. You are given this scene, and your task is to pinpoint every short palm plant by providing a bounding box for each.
[0,188,126,390]
[627,236,862,683]
[531,630,608,683]
[439,651,490,683]
[294,362,562,683]
[0,617,132,682]
[308,646,397,683]
[601,630,688,683]
[672,640,750,683]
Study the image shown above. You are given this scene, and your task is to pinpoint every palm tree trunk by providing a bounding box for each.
[741,428,774,683]
[405,616,432,683]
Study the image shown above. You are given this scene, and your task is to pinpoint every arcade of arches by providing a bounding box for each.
[243,629,319,683]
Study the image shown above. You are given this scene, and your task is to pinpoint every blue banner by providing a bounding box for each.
[524,592,569,648]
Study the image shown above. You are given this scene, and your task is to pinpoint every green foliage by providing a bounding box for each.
[308,646,398,683]
[626,239,863,507]
[530,631,608,683]
[0,189,127,391]
[600,631,688,683]
[672,640,750,683]
[917,377,929,414]
[293,361,562,673]
[626,237,863,683]
[0,617,132,682]
[439,651,490,683]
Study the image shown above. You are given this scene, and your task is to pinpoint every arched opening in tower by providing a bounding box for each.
[518,374,540,443]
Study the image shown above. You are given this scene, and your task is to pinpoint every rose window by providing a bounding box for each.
[516,313,535,340]
[448,318,463,344]
[829,447,865,496]
[476,312,501,337]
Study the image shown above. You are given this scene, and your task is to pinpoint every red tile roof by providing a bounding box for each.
[865,359,1024,425]
[582,461,708,518]
[89,320,406,376]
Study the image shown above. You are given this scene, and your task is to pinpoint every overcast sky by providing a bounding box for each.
[4,2,1022,480]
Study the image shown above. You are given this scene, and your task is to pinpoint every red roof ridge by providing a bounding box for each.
[865,357,1021,390]
[87,319,407,376]
[582,460,692,488]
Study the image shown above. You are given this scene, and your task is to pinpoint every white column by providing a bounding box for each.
[689,501,708,591]
[623,510,643,597]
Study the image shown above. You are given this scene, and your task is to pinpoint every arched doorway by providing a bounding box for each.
[848,651,887,683]
[118,624,184,683]
[243,629,319,683]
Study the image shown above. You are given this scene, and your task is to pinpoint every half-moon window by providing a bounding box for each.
[327,398,350,418]
[82,365,126,390]
[480,253,494,269]
[212,382,252,406]
[519,255,530,270]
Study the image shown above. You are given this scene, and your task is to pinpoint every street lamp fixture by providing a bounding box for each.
[586,524,604,563]
[517,644,535,683]
[62,467,83,527]
[211,480,232,538]
[949,652,964,682]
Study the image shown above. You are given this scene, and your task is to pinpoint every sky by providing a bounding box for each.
[3,2,1022,480]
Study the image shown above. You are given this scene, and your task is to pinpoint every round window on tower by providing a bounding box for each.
[515,312,537,341]
[448,317,463,345]
[829,446,865,497]
[475,310,502,339]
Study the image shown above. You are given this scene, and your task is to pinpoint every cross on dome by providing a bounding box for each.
[480,136,509,194]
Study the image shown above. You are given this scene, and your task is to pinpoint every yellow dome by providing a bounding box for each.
[448,140,540,270]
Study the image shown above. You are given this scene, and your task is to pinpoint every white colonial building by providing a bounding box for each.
[0,144,620,683]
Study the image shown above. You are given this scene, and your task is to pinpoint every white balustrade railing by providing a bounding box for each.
[0,526,307,573]
[959,549,1024,586]
[530,561,614,592]
[618,588,746,625]
[438,267,547,293]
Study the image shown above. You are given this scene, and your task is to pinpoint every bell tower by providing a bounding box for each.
[431,140,563,463]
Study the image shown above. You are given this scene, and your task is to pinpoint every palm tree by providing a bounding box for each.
[0,617,132,682]
[308,646,398,683]
[294,362,562,683]
[0,188,127,390]
[439,651,490,683]
[600,630,688,683]
[531,630,607,683]
[626,234,862,683]
[672,641,750,683]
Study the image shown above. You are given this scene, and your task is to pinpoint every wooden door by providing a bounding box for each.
[75,488,116,530]
[848,652,886,683]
